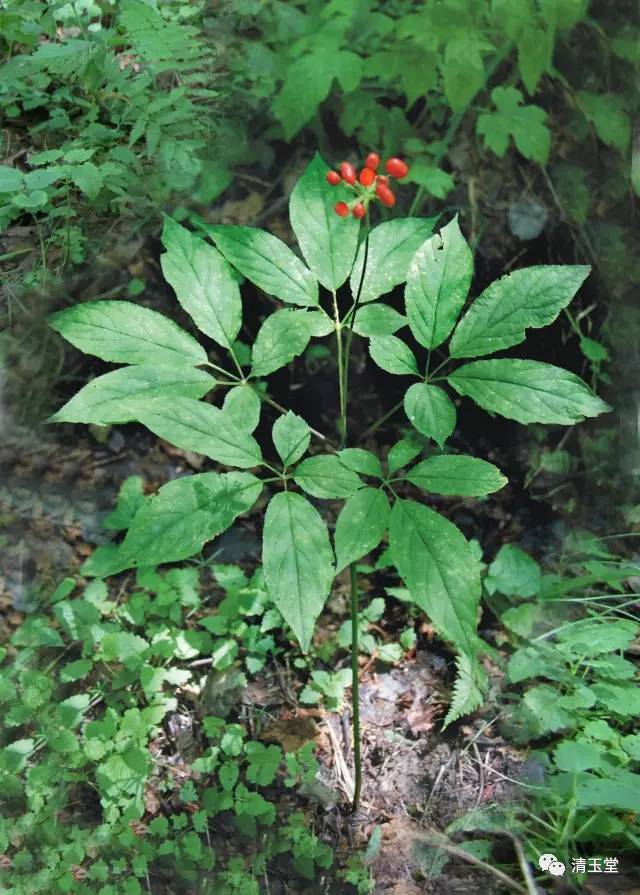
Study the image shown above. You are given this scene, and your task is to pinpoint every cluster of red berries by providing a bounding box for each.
[326,153,410,218]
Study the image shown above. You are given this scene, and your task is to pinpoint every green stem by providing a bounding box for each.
[340,213,370,449]
[349,562,362,813]
[356,398,404,445]
[332,290,346,444]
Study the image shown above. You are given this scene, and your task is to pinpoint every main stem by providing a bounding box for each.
[338,215,370,815]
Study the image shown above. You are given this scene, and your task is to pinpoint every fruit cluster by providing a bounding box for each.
[326,153,410,218]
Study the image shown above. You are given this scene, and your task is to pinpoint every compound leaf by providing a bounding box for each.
[50,365,215,425]
[403,383,456,448]
[349,217,439,304]
[450,264,590,358]
[389,498,481,656]
[448,359,610,424]
[404,455,507,496]
[334,488,390,573]
[205,224,318,307]
[289,153,359,291]
[161,217,242,348]
[49,300,206,366]
[263,492,334,652]
[405,216,473,349]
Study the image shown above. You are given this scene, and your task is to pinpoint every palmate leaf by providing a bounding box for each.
[118,472,262,569]
[126,396,263,467]
[448,359,610,425]
[262,492,335,652]
[289,153,359,291]
[450,264,590,358]
[405,216,473,349]
[349,217,438,304]
[49,300,206,366]
[204,224,319,307]
[160,217,242,349]
[389,498,481,657]
[49,365,215,425]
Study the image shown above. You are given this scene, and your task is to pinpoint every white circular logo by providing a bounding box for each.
[538,854,556,871]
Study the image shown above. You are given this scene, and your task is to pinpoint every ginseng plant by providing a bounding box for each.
[49,152,610,815]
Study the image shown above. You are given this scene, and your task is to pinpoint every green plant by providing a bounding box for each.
[0,550,347,893]
[48,151,609,816]
[0,0,230,286]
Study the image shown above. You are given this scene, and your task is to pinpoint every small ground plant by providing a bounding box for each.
[47,151,609,815]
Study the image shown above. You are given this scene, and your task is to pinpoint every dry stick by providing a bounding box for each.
[414,829,529,895]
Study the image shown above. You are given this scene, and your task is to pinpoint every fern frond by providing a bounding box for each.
[443,652,487,728]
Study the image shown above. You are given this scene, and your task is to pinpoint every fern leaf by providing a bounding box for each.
[443,652,487,727]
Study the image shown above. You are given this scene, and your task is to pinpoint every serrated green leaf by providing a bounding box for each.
[251,309,314,377]
[404,455,507,496]
[103,476,145,531]
[577,91,631,151]
[49,301,206,366]
[349,217,438,304]
[389,498,480,656]
[443,35,485,110]
[448,359,610,424]
[272,411,310,467]
[294,455,363,499]
[204,224,318,307]
[518,24,552,94]
[450,264,589,358]
[130,396,263,467]
[369,335,418,376]
[351,303,407,337]
[0,165,24,192]
[337,448,382,478]
[554,740,604,772]
[289,153,359,291]
[405,216,473,349]
[120,472,262,569]
[222,385,261,433]
[387,432,425,473]
[403,383,456,447]
[334,488,390,573]
[71,161,103,199]
[406,163,455,199]
[443,652,486,727]
[486,544,541,597]
[49,365,215,425]
[263,492,335,652]
[160,217,242,348]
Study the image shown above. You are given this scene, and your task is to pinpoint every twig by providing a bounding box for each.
[472,742,485,810]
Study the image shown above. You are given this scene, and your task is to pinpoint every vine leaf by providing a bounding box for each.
[263,492,335,652]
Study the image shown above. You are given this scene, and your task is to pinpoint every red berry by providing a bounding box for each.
[365,152,380,171]
[339,161,356,185]
[385,157,409,179]
[334,201,349,217]
[359,167,375,187]
[326,170,341,185]
[375,183,396,207]
[352,203,366,219]
[376,174,389,185]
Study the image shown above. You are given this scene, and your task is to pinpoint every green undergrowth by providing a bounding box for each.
[0,540,375,894]
[441,534,640,886]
